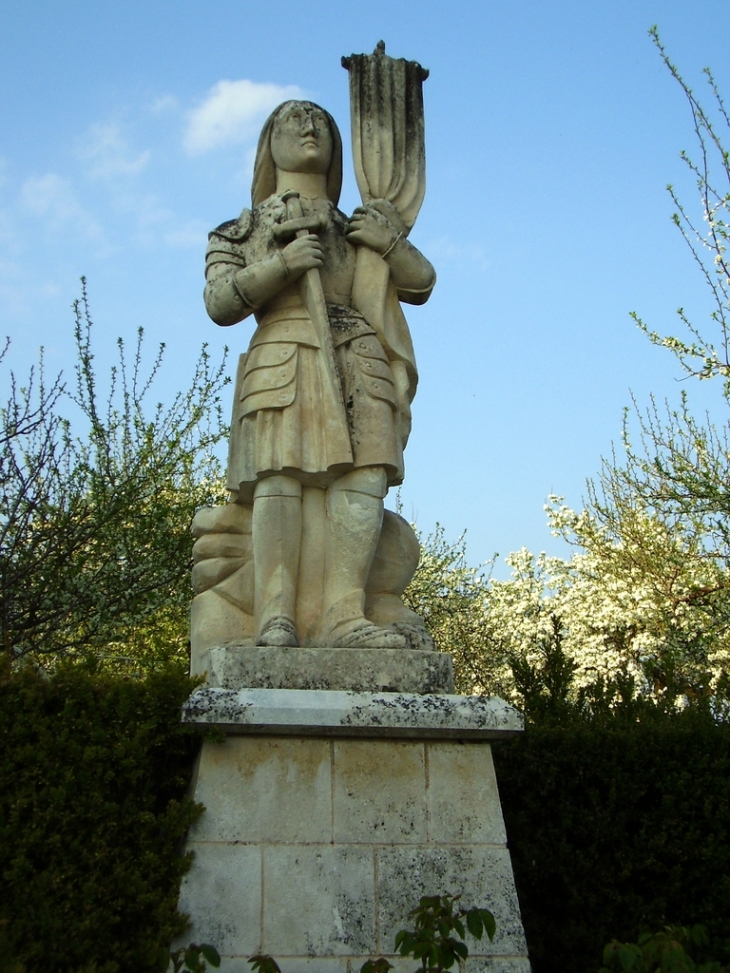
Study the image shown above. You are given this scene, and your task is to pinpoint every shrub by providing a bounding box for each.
[494,712,730,973]
[0,664,203,973]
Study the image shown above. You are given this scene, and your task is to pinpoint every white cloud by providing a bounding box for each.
[427,235,491,272]
[20,173,102,239]
[164,220,209,248]
[79,123,150,180]
[184,79,304,155]
[0,203,19,252]
[148,94,178,115]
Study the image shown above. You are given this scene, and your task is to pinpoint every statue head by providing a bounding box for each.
[251,100,343,207]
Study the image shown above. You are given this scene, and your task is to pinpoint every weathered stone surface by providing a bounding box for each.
[203,644,453,693]
[454,960,531,973]
[189,737,332,843]
[182,687,524,739]
[266,961,527,973]
[180,48,530,972]
[194,47,435,658]
[197,958,530,973]
[377,846,528,957]
[176,734,529,970]
[264,846,375,956]
[190,591,254,672]
[192,502,252,538]
[332,739,426,843]
[190,505,436,658]
[175,843,261,955]
[426,742,507,844]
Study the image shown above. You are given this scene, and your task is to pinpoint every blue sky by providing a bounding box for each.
[1,0,728,575]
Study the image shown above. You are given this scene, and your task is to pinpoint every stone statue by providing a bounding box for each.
[190,47,435,664]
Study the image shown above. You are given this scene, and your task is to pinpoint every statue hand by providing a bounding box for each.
[280,234,324,277]
[346,203,401,254]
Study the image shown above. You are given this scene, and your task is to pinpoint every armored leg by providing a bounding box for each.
[322,467,406,649]
[252,474,302,647]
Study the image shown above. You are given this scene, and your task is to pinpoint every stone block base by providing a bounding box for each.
[182,687,523,739]
[195,644,453,694]
[177,728,529,971]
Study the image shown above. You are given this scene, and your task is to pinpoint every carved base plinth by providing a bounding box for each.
[175,689,531,972]
[193,644,453,694]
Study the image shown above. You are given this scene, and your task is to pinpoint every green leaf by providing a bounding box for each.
[248,955,283,973]
[183,947,203,973]
[155,946,171,973]
[466,909,483,940]
[617,944,641,972]
[413,941,430,960]
[454,942,469,961]
[200,944,221,968]
[480,909,496,942]
[360,959,394,973]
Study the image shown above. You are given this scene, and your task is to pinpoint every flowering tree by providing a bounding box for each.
[408,34,730,707]
[564,29,730,698]
[0,281,229,671]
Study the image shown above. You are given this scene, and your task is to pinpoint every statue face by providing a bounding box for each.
[270,103,333,175]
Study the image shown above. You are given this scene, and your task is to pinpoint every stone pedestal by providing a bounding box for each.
[192,645,453,695]
[178,684,530,973]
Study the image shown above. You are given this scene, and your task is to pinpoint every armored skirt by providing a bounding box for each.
[227,298,404,501]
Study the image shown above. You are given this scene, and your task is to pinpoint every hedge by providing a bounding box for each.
[3,665,730,973]
[0,666,203,973]
[493,714,730,973]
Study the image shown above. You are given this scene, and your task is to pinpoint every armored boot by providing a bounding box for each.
[321,468,406,649]
[252,475,302,647]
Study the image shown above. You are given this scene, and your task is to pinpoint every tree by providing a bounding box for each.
[403,525,504,695]
[559,29,730,697]
[0,280,229,671]
[407,33,730,706]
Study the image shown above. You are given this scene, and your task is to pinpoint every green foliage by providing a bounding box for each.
[639,27,730,391]
[507,614,579,723]
[600,925,726,973]
[504,607,730,726]
[563,26,730,696]
[404,32,730,709]
[248,957,283,973]
[0,279,229,672]
[159,944,221,973]
[0,665,203,973]
[359,961,395,973]
[392,893,495,973]
[403,526,504,695]
[407,520,730,712]
[249,894,495,973]
[493,715,730,973]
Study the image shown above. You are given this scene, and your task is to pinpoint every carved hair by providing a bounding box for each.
[251,100,343,207]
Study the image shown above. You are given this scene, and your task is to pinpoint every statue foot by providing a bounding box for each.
[325,620,407,650]
[257,617,299,647]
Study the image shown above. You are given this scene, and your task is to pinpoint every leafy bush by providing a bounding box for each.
[0,664,203,973]
[250,893,496,973]
[0,281,228,671]
[494,711,730,973]
[600,924,726,973]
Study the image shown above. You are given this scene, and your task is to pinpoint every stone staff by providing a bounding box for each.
[281,188,345,430]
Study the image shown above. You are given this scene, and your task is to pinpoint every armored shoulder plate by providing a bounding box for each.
[209,208,254,243]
